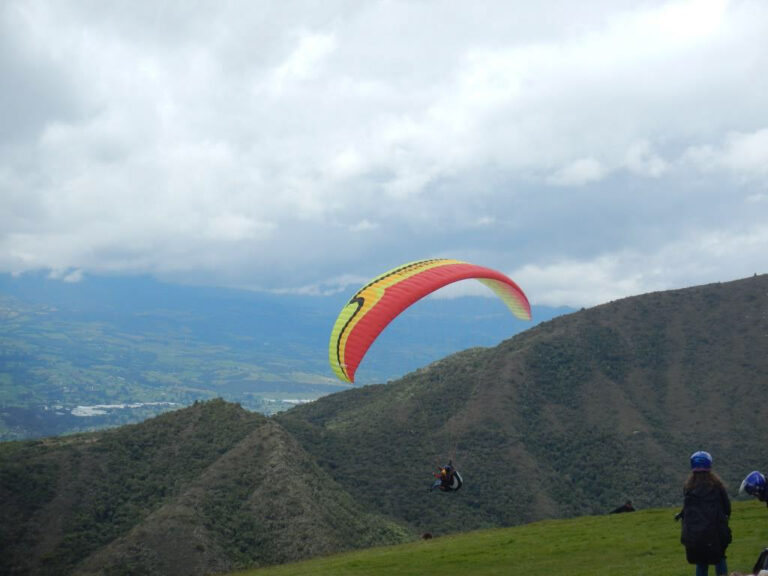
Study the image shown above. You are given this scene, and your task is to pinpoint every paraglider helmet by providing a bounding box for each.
[690,451,712,471]
[740,471,767,497]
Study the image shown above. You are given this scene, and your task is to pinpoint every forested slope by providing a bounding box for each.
[0,400,408,576]
[277,274,768,534]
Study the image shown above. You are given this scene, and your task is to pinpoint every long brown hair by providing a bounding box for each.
[684,470,726,492]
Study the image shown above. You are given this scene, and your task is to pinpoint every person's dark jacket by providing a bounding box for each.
[609,502,635,514]
[680,482,732,565]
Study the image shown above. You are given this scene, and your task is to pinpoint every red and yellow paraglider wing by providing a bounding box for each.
[329,259,531,383]
[476,278,531,320]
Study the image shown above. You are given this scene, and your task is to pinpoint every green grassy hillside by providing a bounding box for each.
[234,501,768,576]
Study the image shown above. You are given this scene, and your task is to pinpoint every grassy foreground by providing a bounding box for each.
[233,501,768,576]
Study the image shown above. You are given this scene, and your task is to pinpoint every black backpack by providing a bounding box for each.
[681,487,731,564]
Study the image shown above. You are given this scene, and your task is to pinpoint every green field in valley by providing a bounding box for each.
[0,274,554,440]
[233,501,768,576]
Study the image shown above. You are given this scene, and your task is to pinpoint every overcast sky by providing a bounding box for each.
[1,0,767,308]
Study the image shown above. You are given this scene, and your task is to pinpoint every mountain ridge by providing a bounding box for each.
[276,273,768,530]
[0,400,409,576]
[2,273,767,575]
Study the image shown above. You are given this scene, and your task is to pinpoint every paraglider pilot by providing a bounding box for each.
[430,461,462,492]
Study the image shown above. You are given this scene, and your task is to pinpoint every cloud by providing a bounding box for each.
[547,158,608,187]
[269,31,337,92]
[514,222,768,308]
[1,0,768,306]
[48,268,84,283]
[271,272,370,297]
[349,219,378,232]
[203,214,275,242]
[624,141,668,177]
[684,128,768,181]
[514,257,646,309]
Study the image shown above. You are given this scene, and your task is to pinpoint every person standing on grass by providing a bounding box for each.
[678,451,732,576]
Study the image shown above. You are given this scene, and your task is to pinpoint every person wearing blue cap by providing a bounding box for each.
[740,471,767,503]
[677,451,732,576]
[736,471,768,575]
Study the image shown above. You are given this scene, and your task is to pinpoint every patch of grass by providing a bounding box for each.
[232,501,768,576]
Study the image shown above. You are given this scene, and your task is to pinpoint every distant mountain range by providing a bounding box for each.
[0,272,568,440]
[1,274,766,575]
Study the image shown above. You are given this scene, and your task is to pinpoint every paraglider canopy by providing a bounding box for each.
[328,258,531,383]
